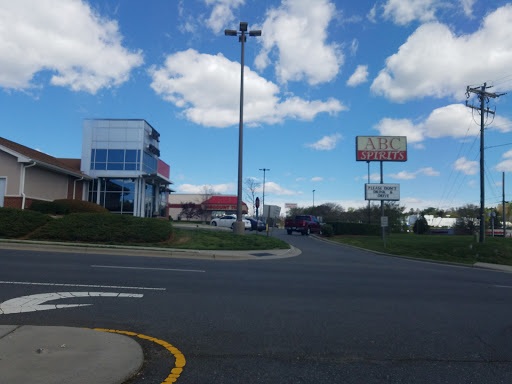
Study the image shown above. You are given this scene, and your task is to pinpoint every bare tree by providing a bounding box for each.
[200,185,215,223]
[244,178,261,216]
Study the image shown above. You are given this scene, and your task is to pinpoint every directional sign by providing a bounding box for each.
[0,292,143,314]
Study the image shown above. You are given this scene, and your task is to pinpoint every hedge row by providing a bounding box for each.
[28,213,173,243]
[326,222,381,236]
[0,207,51,238]
[30,199,108,214]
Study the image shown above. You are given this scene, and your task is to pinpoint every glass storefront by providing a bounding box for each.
[89,178,135,214]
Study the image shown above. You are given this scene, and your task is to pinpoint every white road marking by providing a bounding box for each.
[0,292,143,314]
[494,285,512,289]
[0,280,165,291]
[91,265,206,273]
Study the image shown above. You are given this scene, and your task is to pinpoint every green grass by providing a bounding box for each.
[327,234,512,265]
[162,228,290,250]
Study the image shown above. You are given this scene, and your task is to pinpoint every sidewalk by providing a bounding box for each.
[0,325,143,384]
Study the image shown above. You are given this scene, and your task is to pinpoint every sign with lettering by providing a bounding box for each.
[356,136,407,162]
[365,184,400,201]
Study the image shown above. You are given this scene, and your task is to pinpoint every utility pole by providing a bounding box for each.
[259,168,269,220]
[466,83,506,243]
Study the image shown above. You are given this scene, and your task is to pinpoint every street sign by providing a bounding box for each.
[255,197,260,209]
[365,183,400,201]
[381,216,388,227]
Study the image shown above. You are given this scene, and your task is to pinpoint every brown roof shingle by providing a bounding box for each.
[0,136,88,178]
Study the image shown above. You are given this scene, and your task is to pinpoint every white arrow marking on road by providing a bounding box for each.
[0,292,143,315]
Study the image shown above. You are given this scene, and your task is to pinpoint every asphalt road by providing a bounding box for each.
[1,230,512,383]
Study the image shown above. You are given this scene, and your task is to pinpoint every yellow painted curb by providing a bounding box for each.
[93,328,186,383]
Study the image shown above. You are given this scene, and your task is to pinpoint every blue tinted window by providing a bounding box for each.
[125,150,137,162]
[95,163,106,170]
[108,149,124,162]
[95,149,107,162]
[91,149,95,162]
[125,163,137,170]
[107,163,124,170]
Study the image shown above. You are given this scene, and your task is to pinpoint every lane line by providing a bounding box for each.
[494,285,512,289]
[91,265,206,273]
[0,281,166,291]
[94,328,185,384]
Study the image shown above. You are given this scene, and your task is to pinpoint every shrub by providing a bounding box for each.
[321,224,334,237]
[327,222,380,236]
[30,200,69,215]
[413,216,430,234]
[54,199,109,214]
[0,207,51,238]
[29,213,173,243]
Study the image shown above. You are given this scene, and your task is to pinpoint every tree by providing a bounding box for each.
[244,178,261,216]
[180,202,202,221]
[200,185,215,223]
[413,215,429,234]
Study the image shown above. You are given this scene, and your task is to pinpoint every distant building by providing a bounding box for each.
[81,119,173,218]
[407,215,457,228]
[0,137,90,209]
[169,194,248,221]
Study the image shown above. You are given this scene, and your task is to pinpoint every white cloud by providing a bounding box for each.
[205,0,244,34]
[374,103,512,145]
[460,0,476,17]
[177,183,236,194]
[258,181,298,196]
[371,5,512,102]
[495,150,512,172]
[311,177,323,182]
[306,133,342,151]
[0,0,143,93]
[347,65,369,87]
[356,173,383,182]
[373,117,424,143]
[350,39,359,56]
[382,0,438,25]
[295,177,306,182]
[367,4,378,23]
[389,167,440,179]
[149,49,346,127]
[254,0,342,85]
[453,157,478,175]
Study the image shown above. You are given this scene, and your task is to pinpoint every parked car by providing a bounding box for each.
[246,218,266,232]
[210,215,251,229]
[284,215,322,235]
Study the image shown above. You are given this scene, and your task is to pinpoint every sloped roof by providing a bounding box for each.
[0,136,90,179]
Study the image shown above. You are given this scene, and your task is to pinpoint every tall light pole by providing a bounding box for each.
[259,168,269,219]
[312,190,316,208]
[225,22,261,234]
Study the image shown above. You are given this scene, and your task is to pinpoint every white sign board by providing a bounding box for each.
[365,184,400,201]
[263,205,281,219]
[381,216,388,227]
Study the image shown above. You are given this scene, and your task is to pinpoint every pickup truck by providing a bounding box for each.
[285,215,322,235]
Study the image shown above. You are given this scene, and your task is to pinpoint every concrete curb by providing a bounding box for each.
[311,235,512,274]
[0,239,301,261]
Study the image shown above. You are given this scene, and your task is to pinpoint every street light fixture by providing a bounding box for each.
[225,22,261,234]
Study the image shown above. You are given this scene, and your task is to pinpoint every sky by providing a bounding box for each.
[1,0,512,215]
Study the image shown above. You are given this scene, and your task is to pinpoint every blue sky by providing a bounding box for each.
[1,0,512,214]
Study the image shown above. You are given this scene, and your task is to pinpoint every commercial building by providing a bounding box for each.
[0,119,173,219]
[81,119,173,218]
[169,194,248,221]
[0,137,90,209]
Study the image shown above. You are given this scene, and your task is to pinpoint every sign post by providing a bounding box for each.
[255,197,260,221]
[357,136,407,247]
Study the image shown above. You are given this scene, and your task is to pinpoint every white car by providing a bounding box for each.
[210,215,251,229]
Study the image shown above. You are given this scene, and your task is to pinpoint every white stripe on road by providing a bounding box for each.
[0,281,165,291]
[494,285,512,289]
[91,265,206,273]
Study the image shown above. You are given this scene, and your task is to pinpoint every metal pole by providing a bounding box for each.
[259,168,269,220]
[367,161,371,224]
[313,190,315,208]
[479,84,485,243]
[381,161,385,245]
[504,172,506,238]
[234,29,246,234]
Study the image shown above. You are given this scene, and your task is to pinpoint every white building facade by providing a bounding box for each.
[81,119,172,218]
